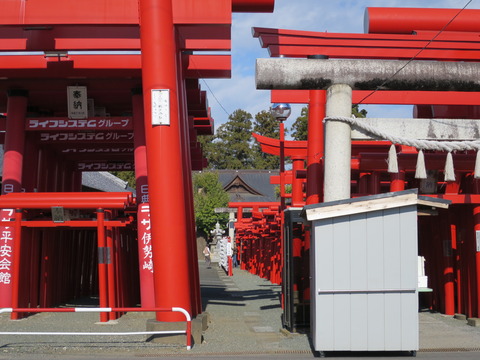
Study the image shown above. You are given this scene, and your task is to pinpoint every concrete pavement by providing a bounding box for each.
[1,261,480,357]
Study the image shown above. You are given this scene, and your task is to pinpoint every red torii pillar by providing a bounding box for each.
[138,0,192,321]
[291,156,304,207]
[132,89,155,308]
[306,90,325,205]
[0,90,27,309]
[474,196,480,318]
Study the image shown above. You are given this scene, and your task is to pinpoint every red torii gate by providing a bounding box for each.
[0,0,275,326]
[0,192,135,321]
[245,7,480,321]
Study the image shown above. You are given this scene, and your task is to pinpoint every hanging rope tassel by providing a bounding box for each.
[415,150,427,179]
[475,151,480,179]
[387,144,398,173]
[444,152,456,182]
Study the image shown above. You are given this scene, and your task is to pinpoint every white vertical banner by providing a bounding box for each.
[67,86,88,119]
[151,89,170,125]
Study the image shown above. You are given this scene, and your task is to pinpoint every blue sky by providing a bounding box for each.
[204,0,480,134]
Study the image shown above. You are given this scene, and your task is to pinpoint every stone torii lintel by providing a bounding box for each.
[255,58,480,91]
[256,58,480,202]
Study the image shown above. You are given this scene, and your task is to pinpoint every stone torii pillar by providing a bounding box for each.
[256,57,480,202]
[324,84,352,202]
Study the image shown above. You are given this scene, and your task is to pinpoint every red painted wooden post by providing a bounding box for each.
[306,90,325,205]
[96,209,108,322]
[452,217,463,315]
[176,55,201,316]
[0,91,27,308]
[390,171,405,192]
[443,217,455,316]
[105,213,117,320]
[35,149,46,192]
[291,156,304,207]
[22,134,39,192]
[278,121,285,285]
[29,229,40,309]
[10,209,23,320]
[132,90,155,308]
[369,171,381,195]
[138,0,192,321]
[473,206,480,317]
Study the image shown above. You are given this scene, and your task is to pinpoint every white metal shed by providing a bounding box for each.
[303,189,450,354]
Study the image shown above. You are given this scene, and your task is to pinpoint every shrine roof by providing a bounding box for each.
[218,170,279,203]
[82,172,132,193]
[197,170,279,203]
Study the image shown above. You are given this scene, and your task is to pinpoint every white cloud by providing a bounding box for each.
[204,0,480,131]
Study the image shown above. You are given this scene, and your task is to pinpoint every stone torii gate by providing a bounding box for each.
[256,57,480,202]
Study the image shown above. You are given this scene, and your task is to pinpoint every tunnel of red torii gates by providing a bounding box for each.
[0,0,276,322]
[228,6,480,322]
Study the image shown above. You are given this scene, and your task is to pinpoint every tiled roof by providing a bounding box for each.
[0,145,130,193]
[214,170,279,203]
[81,172,130,192]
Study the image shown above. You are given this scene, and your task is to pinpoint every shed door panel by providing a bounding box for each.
[312,205,418,351]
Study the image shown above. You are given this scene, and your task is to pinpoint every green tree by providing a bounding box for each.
[110,171,136,188]
[290,106,309,141]
[202,109,255,169]
[193,171,229,237]
[252,110,280,169]
[290,104,367,141]
[198,134,216,168]
[352,104,368,117]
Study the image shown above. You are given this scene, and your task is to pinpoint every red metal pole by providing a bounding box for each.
[96,209,108,322]
[2,91,27,195]
[279,121,285,285]
[22,134,39,193]
[444,217,455,315]
[358,172,369,195]
[306,90,325,205]
[453,214,463,315]
[177,52,201,317]
[237,207,246,270]
[139,0,192,321]
[473,206,480,317]
[291,156,304,207]
[29,229,40,309]
[45,230,54,307]
[39,230,47,307]
[0,91,27,309]
[106,218,117,320]
[72,170,82,192]
[36,149,46,192]
[369,171,381,195]
[10,209,23,320]
[132,90,155,308]
[45,150,56,192]
[279,121,286,211]
[390,171,405,192]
